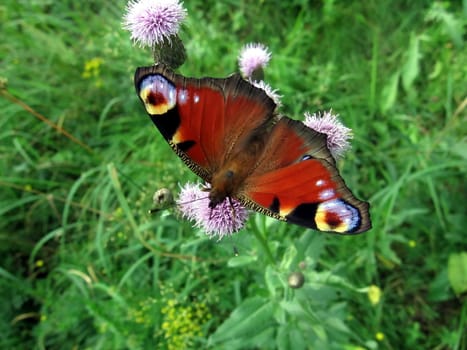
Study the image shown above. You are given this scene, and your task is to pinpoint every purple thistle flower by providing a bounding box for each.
[250,79,282,107]
[238,43,271,79]
[303,110,353,159]
[176,183,249,239]
[123,0,187,48]
[176,182,203,220]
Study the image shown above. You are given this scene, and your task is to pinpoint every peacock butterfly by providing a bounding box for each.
[134,64,371,234]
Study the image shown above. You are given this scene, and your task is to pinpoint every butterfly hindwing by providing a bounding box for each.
[241,118,371,234]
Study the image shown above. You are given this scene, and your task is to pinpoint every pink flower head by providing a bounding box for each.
[238,43,271,79]
[176,183,249,239]
[303,110,353,159]
[250,79,282,107]
[123,0,187,47]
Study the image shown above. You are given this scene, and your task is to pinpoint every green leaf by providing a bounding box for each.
[425,2,464,48]
[264,265,284,297]
[208,297,275,345]
[428,268,453,301]
[380,70,400,113]
[448,139,467,160]
[448,252,467,296]
[401,33,420,93]
[280,299,309,319]
[277,324,307,350]
[227,255,257,267]
[279,244,298,270]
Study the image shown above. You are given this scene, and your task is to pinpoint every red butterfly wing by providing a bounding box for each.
[240,118,371,234]
[134,64,276,181]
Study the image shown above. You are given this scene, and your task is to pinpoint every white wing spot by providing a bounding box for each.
[319,189,335,201]
[178,89,188,105]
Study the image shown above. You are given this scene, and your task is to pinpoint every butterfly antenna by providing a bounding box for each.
[149,193,210,214]
[228,197,238,230]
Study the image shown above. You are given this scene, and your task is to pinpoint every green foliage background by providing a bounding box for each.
[1,0,466,349]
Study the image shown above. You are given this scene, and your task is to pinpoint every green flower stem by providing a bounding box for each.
[251,225,275,265]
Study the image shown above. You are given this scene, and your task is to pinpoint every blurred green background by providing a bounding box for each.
[1,1,466,349]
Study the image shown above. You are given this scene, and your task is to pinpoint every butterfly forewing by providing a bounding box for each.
[134,64,276,180]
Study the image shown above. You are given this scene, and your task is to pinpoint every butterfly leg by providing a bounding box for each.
[228,197,239,230]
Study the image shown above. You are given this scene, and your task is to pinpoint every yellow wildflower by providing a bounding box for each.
[161,298,211,350]
[368,285,382,306]
[82,57,103,78]
[112,207,123,219]
[82,57,103,87]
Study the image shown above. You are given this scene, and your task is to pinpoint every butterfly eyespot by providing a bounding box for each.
[315,199,360,233]
[139,75,176,115]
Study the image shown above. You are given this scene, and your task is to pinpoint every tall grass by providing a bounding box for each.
[1,0,466,349]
